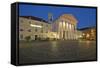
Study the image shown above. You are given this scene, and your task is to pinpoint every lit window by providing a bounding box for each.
[30,24,42,28]
[91,29,94,33]
[83,33,85,36]
[86,34,90,38]
[41,29,43,33]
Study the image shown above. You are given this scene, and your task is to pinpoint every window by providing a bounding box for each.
[41,29,43,33]
[20,34,23,39]
[41,23,43,26]
[29,21,31,24]
[20,20,23,23]
[46,30,48,33]
[20,29,24,31]
[35,28,38,32]
[28,29,31,32]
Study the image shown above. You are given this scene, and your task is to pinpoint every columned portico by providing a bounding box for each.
[52,14,78,40]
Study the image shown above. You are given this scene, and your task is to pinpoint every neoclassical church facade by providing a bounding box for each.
[52,14,78,40]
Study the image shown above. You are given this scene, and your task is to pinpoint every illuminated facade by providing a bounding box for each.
[19,14,81,41]
[52,14,78,40]
[19,16,52,40]
[80,27,96,40]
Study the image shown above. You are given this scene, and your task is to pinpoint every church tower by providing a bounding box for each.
[48,13,53,23]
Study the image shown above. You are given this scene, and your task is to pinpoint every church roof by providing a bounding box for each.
[59,14,78,24]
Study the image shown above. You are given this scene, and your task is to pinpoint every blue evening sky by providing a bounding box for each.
[19,4,96,29]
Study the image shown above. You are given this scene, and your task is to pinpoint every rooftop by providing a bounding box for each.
[78,26,96,31]
[59,14,78,23]
[20,16,48,23]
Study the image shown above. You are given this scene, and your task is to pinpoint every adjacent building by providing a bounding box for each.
[19,16,52,40]
[79,27,96,40]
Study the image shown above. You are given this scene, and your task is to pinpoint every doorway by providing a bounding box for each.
[35,35,38,40]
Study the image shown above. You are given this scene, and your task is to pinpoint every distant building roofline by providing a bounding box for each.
[78,26,96,30]
[19,16,49,23]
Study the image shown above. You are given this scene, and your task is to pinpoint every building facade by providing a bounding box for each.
[52,14,78,40]
[19,14,82,41]
[80,27,96,40]
[19,16,52,40]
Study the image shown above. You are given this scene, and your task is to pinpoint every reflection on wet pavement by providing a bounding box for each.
[19,40,96,64]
